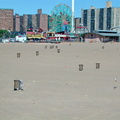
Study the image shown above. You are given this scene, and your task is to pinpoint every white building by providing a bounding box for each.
[81,1,120,32]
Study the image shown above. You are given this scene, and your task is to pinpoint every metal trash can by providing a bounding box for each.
[102,46,104,49]
[57,49,60,53]
[79,64,83,71]
[36,51,39,56]
[45,45,47,49]
[14,80,23,91]
[96,63,100,69]
[56,46,58,49]
[17,53,21,58]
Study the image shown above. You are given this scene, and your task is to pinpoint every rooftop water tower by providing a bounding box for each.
[106,1,112,8]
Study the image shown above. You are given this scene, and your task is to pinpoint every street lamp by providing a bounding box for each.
[71,0,75,33]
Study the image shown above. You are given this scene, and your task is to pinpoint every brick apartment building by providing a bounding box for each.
[0,8,48,32]
[14,9,48,32]
[74,18,81,29]
[14,14,20,31]
[0,8,78,33]
[0,9,14,31]
[38,14,48,31]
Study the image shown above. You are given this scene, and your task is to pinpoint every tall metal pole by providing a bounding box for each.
[71,0,74,32]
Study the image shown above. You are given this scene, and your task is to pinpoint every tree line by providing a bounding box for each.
[0,30,19,39]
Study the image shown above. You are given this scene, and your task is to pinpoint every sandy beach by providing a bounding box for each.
[0,42,120,120]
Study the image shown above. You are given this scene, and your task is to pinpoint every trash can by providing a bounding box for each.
[56,46,58,49]
[96,63,100,69]
[57,49,60,53]
[14,80,20,90]
[79,64,83,71]
[36,51,39,56]
[45,45,47,49]
[17,53,21,58]
[14,80,23,91]
[102,46,104,49]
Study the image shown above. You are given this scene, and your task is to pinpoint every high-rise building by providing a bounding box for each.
[0,9,14,31]
[36,9,48,32]
[39,14,48,32]
[14,14,20,31]
[22,14,37,32]
[22,14,28,32]
[18,9,48,32]
[81,1,120,32]
[74,18,81,29]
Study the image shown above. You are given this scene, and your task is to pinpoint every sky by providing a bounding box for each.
[1,0,120,17]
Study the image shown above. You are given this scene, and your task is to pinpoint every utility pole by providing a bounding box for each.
[71,0,75,33]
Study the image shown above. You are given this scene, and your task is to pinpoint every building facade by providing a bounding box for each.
[81,1,120,32]
[14,14,20,31]
[14,9,48,32]
[22,14,38,32]
[83,30,120,42]
[74,18,81,30]
[0,9,14,31]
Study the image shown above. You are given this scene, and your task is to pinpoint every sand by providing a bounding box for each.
[0,42,120,120]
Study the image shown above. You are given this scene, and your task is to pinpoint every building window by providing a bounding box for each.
[107,8,112,30]
[91,9,95,32]
[83,10,87,27]
[99,8,104,30]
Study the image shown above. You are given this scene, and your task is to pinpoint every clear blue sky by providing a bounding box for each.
[1,0,120,17]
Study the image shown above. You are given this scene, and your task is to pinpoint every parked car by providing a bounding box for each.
[10,38,16,42]
[2,39,10,43]
[50,39,61,44]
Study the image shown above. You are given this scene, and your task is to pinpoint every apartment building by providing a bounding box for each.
[13,9,48,32]
[81,1,120,32]
[39,14,48,32]
[14,14,20,31]
[22,14,37,32]
[74,18,81,29]
[0,9,14,31]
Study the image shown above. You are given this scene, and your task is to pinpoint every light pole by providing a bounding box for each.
[71,0,75,33]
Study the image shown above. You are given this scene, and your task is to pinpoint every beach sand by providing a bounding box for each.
[0,42,120,120]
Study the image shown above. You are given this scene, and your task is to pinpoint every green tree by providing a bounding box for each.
[0,30,10,38]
